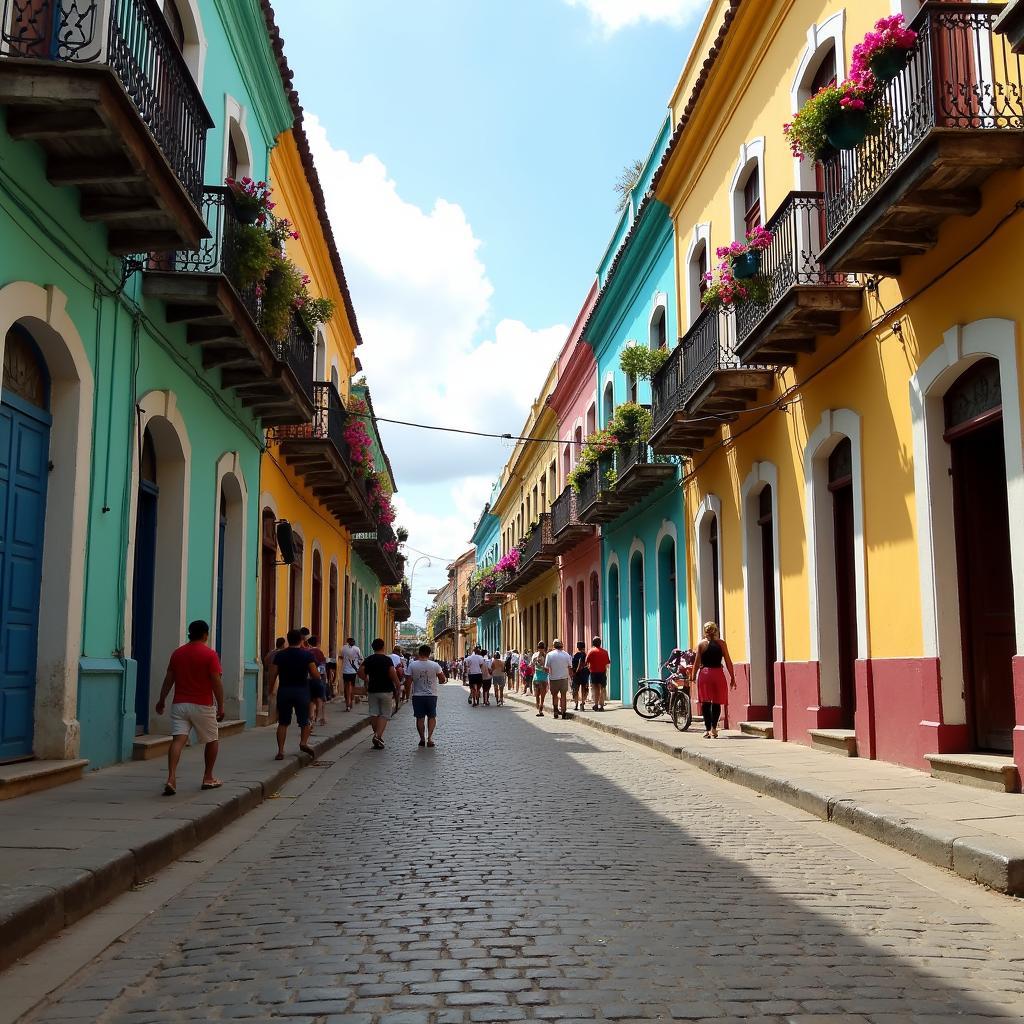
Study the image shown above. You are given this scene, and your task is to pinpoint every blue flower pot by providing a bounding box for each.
[870,47,911,85]
[732,251,761,280]
[826,107,869,152]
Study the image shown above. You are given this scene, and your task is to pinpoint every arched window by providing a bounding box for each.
[328,561,339,657]
[314,329,327,381]
[741,165,761,233]
[586,404,596,435]
[573,426,583,466]
[649,305,667,351]
[288,534,304,629]
[603,380,614,427]
[563,444,571,480]
[565,586,574,645]
[260,509,277,661]
[311,548,323,641]
[730,140,765,241]
[577,579,585,643]
[589,571,600,643]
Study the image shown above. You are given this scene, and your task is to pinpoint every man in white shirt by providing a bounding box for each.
[545,639,574,720]
[479,648,493,707]
[463,646,486,707]
[409,643,447,747]
[340,637,362,712]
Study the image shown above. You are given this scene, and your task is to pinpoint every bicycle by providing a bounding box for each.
[632,675,693,731]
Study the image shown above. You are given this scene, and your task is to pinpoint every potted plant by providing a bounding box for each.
[299,295,336,334]
[784,79,878,162]
[259,253,305,341]
[701,254,772,311]
[225,176,272,225]
[851,14,917,87]
[620,345,670,381]
[234,224,274,289]
[609,402,653,447]
[717,225,773,280]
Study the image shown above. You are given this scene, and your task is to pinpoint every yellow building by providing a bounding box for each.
[492,362,562,655]
[650,0,1024,784]
[257,107,401,699]
[450,548,477,656]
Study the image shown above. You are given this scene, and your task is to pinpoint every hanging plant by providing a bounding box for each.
[850,14,917,88]
[609,402,653,446]
[784,79,880,162]
[567,427,620,492]
[234,224,274,289]
[225,176,273,225]
[396,526,409,543]
[299,295,336,334]
[619,346,669,382]
[259,253,305,341]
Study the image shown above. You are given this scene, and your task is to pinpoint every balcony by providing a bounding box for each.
[650,308,773,457]
[506,513,557,590]
[431,608,456,641]
[352,524,404,586]
[267,382,375,531]
[550,485,595,555]
[734,193,862,366]
[577,455,630,525]
[387,583,411,623]
[0,0,212,254]
[614,440,677,501]
[820,3,1024,274]
[144,187,315,425]
[468,582,503,619]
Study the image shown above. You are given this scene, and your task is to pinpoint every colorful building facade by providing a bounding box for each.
[649,0,1024,783]
[469,486,502,654]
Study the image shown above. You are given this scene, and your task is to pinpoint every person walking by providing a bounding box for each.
[307,635,328,727]
[520,652,534,695]
[359,638,400,750]
[545,639,573,719]
[464,646,485,706]
[586,637,611,711]
[410,643,447,747]
[155,619,225,796]
[491,650,507,707]
[532,642,549,717]
[571,640,589,711]
[267,628,320,760]
[262,636,285,720]
[480,649,493,706]
[340,636,362,711]
[693,621,736,739]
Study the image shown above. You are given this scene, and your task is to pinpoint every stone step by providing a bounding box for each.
[740,721,774,739]
[132,734,172,761]
[925,752,1021,793]
[0,758,89,800]
[809,728,858,757]
[218,719,246,738]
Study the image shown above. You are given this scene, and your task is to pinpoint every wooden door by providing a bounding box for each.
[829,439,858,728]
[260,510,277,660]
[758,487,777,709]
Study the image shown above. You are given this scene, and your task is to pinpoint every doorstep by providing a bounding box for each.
[508,692,1024,896]
[132,719,246,761]
[0,759,89,801]
[809,728,858,758]
[740,721,774,739]
[925,752,1021,794]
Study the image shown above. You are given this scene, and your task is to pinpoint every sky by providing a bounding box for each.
[274,0,707,623]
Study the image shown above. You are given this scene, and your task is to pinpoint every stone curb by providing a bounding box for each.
[0,716,371,971]
[507,693,1024,896]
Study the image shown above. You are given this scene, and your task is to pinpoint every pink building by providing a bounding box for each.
[547,285,602,647]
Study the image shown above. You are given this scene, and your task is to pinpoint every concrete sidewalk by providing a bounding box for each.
[506,690,1024,896]
[0,707,375,970]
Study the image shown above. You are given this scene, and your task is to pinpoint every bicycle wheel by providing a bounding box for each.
[672,692,692,732]
[633,686,666,720]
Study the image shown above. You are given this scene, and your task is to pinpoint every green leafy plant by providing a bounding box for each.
[567,427,619,492]
[396,526,409,543]
[259,253,305,341]
[614,157,645,213]
[234,224,274,289]
[299,295,336,334]
[784,79,882,162]
[609,402,653,445]
[619,345,669,381]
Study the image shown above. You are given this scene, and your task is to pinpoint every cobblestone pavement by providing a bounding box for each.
[19,688,1024,1023]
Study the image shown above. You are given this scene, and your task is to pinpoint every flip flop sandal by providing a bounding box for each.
[427,740,435,747]
[201,781,222,790]
[162,784,176,796]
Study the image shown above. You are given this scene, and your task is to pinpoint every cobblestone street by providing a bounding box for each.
[17,689,1024,1023]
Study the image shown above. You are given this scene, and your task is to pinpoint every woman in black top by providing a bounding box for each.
[691,622,735,739]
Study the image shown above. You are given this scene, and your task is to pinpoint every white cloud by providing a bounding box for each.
[563,0,706,33]
[304,116,568,488]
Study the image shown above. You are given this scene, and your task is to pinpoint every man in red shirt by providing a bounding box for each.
[586,636,611,712]
[155,620,225,795]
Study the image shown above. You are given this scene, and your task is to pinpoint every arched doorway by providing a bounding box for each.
[577,580,585,643]
[607,563,621,701]
[260,508,277,661]
[658,536,678,667]
[589,572,599,646]
[329,561,339,658]
[946,359,1015,751]
[758,486,777,710]
[288,534,303,629]
[0,327,51,760]
[565,586,574,647]
[215,470,245,717]
[131,430,159,734]
[828,438,858,728]
[629,551,646,699]
[311,548,323,641]
[215,493,227,656]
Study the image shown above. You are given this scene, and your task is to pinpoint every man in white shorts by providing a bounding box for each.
[155,620,225,796]
[410,643,447,747]
[545,639,574,720]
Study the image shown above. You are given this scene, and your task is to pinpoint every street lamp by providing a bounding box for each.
[408,555,431,626]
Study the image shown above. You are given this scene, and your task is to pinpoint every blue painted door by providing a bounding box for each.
[132,481,159,733]
[215,499,226,656]
[0,390,51,762]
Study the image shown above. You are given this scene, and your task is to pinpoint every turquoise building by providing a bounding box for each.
[0,1,299,769]
[470,480,502,654]
[583,118,688,703]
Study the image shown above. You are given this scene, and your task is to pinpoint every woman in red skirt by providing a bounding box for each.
[693,622,735,739]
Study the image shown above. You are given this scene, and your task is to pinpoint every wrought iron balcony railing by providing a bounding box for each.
[734,192,857,347]
[551,486,575,536]
[277,313,315,407]
[577,454,613,514]
[822,3,1024,245]
[1,0,210,205]
[652,308,721,429]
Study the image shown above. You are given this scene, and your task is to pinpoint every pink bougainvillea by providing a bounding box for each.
[849,15,917,91]
[343,420,373,474]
